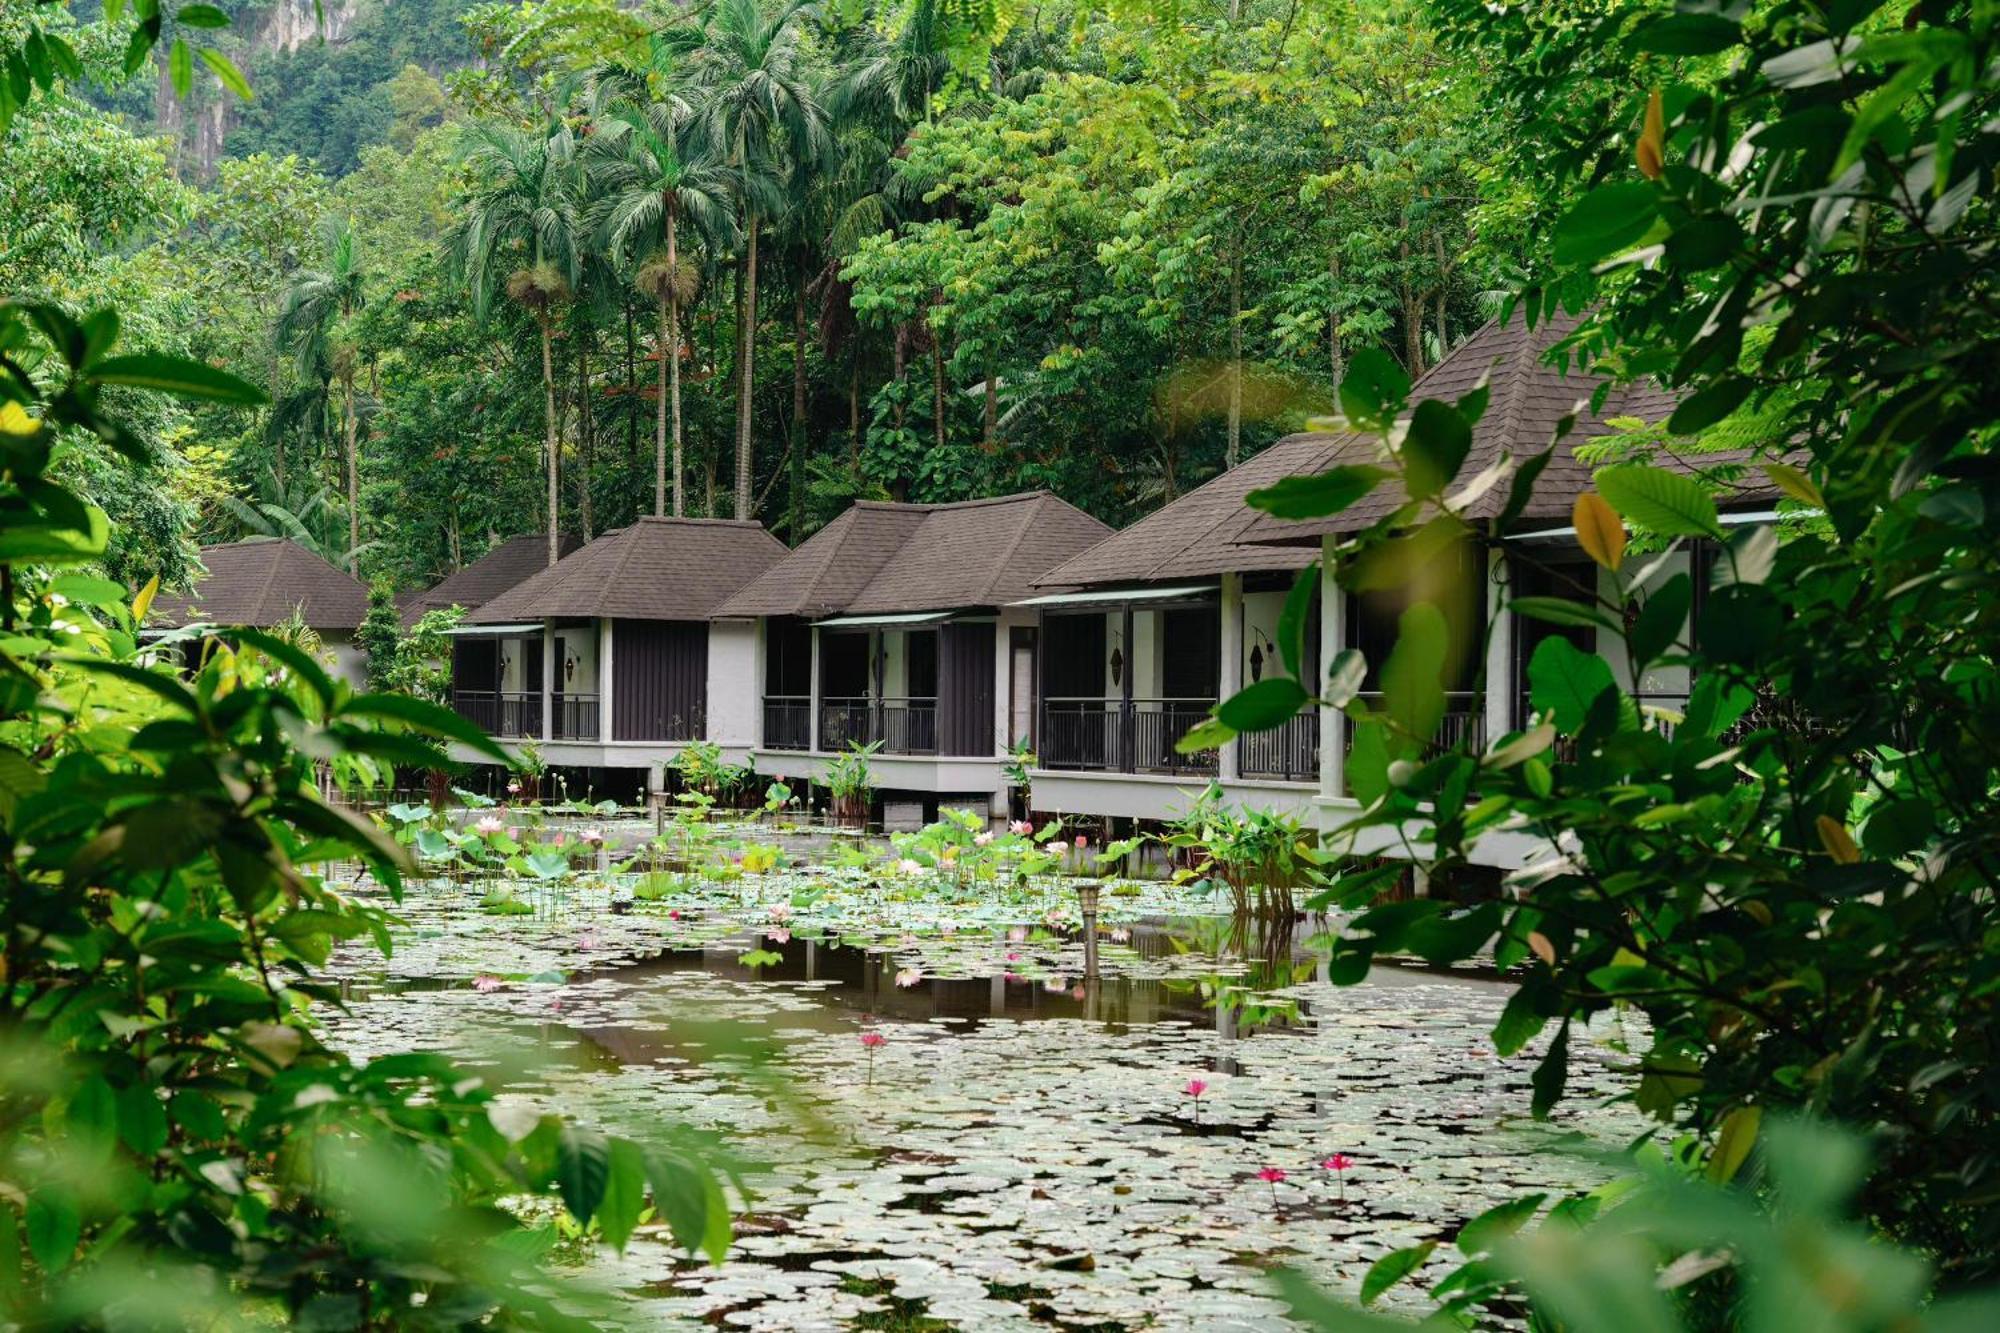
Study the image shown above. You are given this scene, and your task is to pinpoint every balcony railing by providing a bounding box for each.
[763,695,812,751]
[819,696,938,755]
[452,690,542,739]
[551,693,600,740]
[1040,697,1218,777]
[1237,711,1320,782]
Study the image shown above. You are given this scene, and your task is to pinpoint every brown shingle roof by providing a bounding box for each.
[1030,437,1328,589]
[398,534,581,626]
[470,518,789,623]
[1235,311,1776,546]
[716,492,1115,618]
[150,538,370,632]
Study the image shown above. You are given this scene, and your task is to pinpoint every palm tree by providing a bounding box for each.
[589,95,736,517]
[448,122,584,567]
[686,0,830,520]
[276,219,368,573]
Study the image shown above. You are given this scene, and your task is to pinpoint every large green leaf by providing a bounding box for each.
[1403,398,1473,496]
[1338,348,1410,429]
[340,692,511,763]
[1380,601,1448,750]
[91,352,267,405]
[1246,465,1386,520]
[1527,636,1615,732]
[1552,181,1659,265]
[1596,465,1722,537]
[556,1126,610,1224]
[597,1138,648,1253]
[1360,1240,1437,1304]
[1217,677,1310,732]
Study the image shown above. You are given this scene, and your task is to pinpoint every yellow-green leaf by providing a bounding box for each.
[1573,491,1626,570]
[1816,814,1860,864]
[1763,461,1824,509]
[1707,1104,1762,1183]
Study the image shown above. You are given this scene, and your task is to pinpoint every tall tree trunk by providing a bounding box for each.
[664,294,680,516]
[541,320,559,567]
[666,203,684,516]
[792,266,808,543]
[577,336,595,541]
[342,379,359,573]
[624,301,638,463]
[1227,246,1243,469]
[735,215,760,520]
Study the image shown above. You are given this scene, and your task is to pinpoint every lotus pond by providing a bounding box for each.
[318,808,1638,1331]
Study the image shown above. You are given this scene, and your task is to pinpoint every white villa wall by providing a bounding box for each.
[883,628,908,697]
[706,620,760,746]
[1598,551,1693,698]
[554,624,599,695]
[1241,589,1287,685]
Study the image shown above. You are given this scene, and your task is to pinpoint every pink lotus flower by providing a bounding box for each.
[1006,951,1022,962]
[474,815,504,836]
[667,908,682,921]
[507,826,522,841]
[1007,926,1028,943]
[507,781,522,795]
[1257,1165,1288,1208]
[1184,1078,1208,1125]
[897,858,924,875]
[578,827,604,845]
[974,831,994,846]
[1009,820,1032,836]
[472,975,503,993]
[894,967,922,988]
[1322,1153,1355,1202]
[767,928,792,944]
[1073,835,1089,849]
[768,903,793,923]
[1070,985,1087,1001]
[859,1030,886,1084]
[575,931,599,950]
[1110,928,1131,944]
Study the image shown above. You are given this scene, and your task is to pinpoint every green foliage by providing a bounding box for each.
[357,576,401,689]
[1218,0,2000,1291]
[1280,1120,2000,1331]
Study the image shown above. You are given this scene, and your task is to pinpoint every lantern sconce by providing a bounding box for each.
[1249,627,1275,683]
[1109,645,1125,689]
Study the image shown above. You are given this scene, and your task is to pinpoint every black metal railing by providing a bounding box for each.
[763,695,812,751]
[1039,697,1218,776]
[1238,711,1320,782]
[818,696,938,755]
[551,693,600,740]
[452,690,542,739]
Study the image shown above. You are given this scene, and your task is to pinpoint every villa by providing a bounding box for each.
[448,517,789,797]
[1023,312,1774,868]
[713,491,1113,820]
[148,537,372,686]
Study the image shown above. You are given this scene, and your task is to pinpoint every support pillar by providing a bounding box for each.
[1218,572,1243,782]
[808,625,823,752]
[540,622,556,743]
[1483,548,1512,743]
[598,617,615,744]
[1317,536,1345,800]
